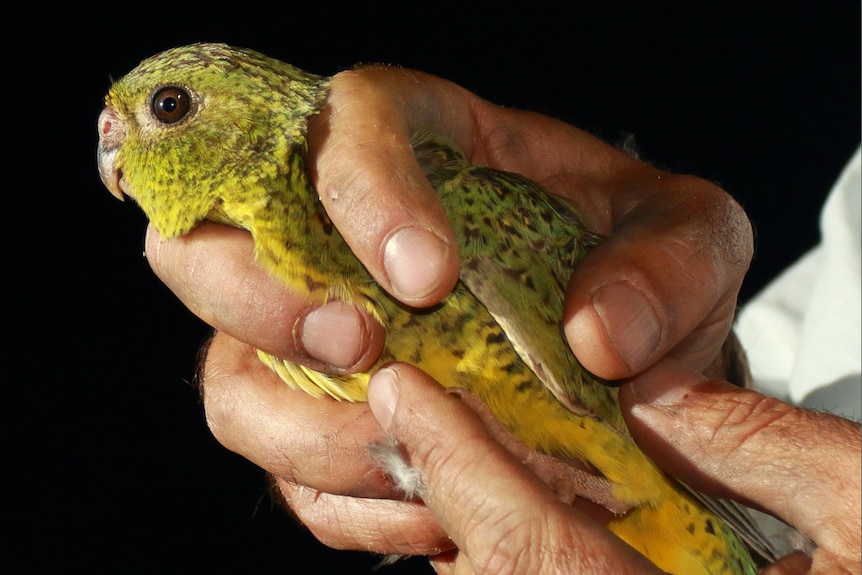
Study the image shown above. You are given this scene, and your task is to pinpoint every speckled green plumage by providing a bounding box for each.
[97,43,768,575]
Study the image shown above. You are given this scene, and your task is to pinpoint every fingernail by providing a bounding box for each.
[593,282,661,371]
[383,227,449,301]
[368,367,400,432]
[298,301,365,369]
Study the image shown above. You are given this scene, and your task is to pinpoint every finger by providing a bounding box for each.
[367,364,661,574]
[449,554,476,575]
[758,552,812,575]
[564,175,753,379]
[145,222,385,372]
[428,551,458,575]
[276,479,451,557]
[308,68,462,307]
[620,358,862,561]
[199,330,395,498]
[476,113,751,380]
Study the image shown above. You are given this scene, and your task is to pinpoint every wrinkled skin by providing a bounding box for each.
[144,66,859,573]
[361,362,861,575]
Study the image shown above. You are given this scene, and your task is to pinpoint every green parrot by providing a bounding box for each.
[97,43,774,575]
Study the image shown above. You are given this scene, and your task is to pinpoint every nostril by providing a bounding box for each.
[97,106,125,149]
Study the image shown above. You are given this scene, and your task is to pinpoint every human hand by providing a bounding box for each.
[146,64,753,378]
[363,361,860,575]
[145,65,754,554]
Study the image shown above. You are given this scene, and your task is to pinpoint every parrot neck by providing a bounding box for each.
[245,147,361,299]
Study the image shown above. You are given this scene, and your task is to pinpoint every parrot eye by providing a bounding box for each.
[151,86,191,124]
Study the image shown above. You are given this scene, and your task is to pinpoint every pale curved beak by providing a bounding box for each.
[97,106,126,201]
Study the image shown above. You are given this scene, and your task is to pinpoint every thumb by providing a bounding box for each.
[619,359,861,562]
[367,363,660,575]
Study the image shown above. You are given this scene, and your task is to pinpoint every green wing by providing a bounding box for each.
[415,131,621,429]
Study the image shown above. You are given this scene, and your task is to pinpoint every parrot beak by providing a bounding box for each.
[97,106,126,202]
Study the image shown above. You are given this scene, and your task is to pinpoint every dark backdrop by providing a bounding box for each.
[8,3,859,573]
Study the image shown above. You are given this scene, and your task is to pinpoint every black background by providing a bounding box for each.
[8,3,859,573]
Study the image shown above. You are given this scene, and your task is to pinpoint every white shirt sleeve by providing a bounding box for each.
[736,146,861,421]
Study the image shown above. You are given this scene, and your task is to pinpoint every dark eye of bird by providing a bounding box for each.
[152,86,191,124]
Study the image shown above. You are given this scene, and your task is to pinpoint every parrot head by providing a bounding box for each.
[97,42,329,238]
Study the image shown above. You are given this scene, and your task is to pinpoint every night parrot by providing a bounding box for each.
[97,43,775,574]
